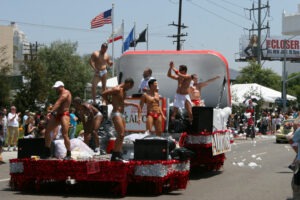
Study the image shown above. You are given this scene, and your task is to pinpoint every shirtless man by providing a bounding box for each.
[189,74,220,106]
[167,61,193,123]
[90,43,113,105]
[102,78,141,161]
[73,97,103,154]
[44,81,72,159]
[139,79,166,136]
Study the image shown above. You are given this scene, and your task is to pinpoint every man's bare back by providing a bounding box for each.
[110,86,126,113]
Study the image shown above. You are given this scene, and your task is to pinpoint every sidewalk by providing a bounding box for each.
[2,148,18,163]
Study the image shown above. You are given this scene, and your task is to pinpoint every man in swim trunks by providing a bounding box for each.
[44,81,72,159]
[189,74,220,106]
[73,97,104,154]
[102,78,141,161]
[167,61,193,123]
[90,42,113,105]
[139,79,166,136]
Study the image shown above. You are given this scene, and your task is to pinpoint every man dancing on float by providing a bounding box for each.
[102,78,141,161]
[189,74,220,106]
[90,42,113,105]
[73,97,104,154]
[139,79,166,136]
[167,61,193,123]
[44,81,72,160]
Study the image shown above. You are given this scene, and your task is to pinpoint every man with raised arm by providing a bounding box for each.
[167,61,193,123]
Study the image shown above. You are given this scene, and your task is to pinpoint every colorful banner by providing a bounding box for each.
[239,35,300,60]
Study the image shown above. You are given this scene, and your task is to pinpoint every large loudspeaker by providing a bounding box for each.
[192,107,214,132]
[18,138,45,158]
[134,138,169,160]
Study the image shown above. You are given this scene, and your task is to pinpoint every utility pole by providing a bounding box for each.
[247,0,270,66]
[23,41,41,61]
[168,0,188,50]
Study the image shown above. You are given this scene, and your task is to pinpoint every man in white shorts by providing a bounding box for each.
[167,61,193,123]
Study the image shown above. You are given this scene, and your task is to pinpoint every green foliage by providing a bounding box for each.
[13,41,92,112]
[235,61,281,91]
[286,72,300,104]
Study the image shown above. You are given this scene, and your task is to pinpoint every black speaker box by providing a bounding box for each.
[134,138,169,160]
[17,138,45,158]
[192,107,214,132]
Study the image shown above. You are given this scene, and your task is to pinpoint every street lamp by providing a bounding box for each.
[282,39,287,112]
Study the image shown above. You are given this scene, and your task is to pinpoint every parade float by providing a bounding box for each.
[118,50,233,171]
[9,50,232,196]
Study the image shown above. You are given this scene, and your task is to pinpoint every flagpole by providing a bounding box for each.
[146,24,149,51]
[121,19,124,54]
[111,3,115,77]
[133,22,136,51]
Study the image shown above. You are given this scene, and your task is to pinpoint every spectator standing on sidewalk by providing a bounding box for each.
[7,106,21,151]
[0,111,5,164]
[22,110,29,131]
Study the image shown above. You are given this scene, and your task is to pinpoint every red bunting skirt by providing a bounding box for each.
[9,158,190,196]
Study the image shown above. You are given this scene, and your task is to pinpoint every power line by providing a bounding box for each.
[186,0,248,30]
[0,19,107,33]
[205,0,250,20]
[220,0,245,9]
[0,19,171,39]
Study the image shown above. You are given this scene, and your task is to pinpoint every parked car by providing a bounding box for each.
[275,119,294,143]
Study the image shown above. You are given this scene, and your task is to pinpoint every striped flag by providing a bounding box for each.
[90,9,112,29]
[107,24,123,43]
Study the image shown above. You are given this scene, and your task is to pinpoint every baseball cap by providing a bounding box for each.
[52,81,64,88]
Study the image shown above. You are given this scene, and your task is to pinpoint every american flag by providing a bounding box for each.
[90,9,112,29]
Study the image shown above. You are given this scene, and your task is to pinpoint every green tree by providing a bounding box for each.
[235,61,281,91]
[14,60,48,111]
[0,46,12,106]
[286,72,300,104]
[14,41,92,111]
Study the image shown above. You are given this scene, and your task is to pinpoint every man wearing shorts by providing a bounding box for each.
[90,43,113,105]
[167,61,193,123]
[102,78,141,161]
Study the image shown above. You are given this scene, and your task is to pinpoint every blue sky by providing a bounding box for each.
[0,0,298,74]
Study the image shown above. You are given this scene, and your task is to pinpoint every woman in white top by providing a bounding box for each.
[7,106,21,151]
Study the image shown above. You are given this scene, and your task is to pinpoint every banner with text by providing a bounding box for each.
[212,131,231,156]
[124,97,166,132]
[239,35,300,60]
